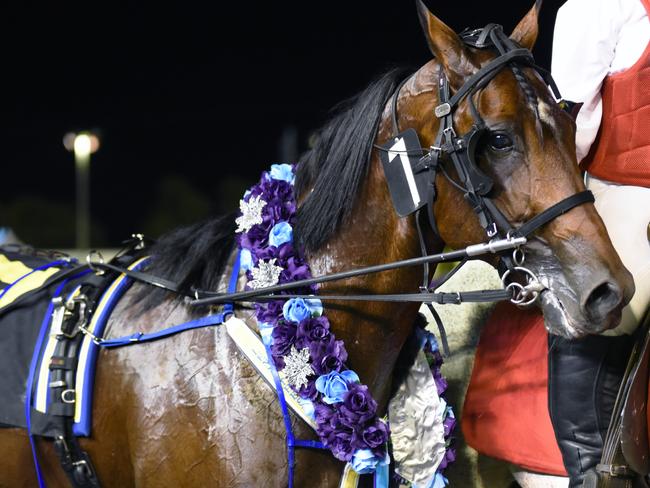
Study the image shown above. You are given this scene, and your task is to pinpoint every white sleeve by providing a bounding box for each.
[551,0,621,162]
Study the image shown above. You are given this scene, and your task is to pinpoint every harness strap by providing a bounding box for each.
[90,261,191,297]
[95,254,240,348]
[515,190,595,238]
[243,289,512,304]
[97,312,233,348]
[446,48,533,109]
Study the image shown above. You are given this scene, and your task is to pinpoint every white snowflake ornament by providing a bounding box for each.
[248,258,283,289]
[235,195,267,233]
[281,346,314,390]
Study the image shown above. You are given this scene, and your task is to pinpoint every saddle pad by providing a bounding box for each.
[0,249,84,434]
[0,248,146,438]
[461,303,567,476]
[0,250,64,311]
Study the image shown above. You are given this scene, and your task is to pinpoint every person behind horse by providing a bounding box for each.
[549,0,650,485]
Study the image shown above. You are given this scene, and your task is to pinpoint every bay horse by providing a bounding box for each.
[0,2,634,487]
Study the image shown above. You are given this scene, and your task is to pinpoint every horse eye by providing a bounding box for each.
[488,133,513,151]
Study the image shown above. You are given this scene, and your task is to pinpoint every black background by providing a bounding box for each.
[1,1,566,247]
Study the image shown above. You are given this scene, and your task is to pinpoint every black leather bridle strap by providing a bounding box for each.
[91,262,192,297]
[516,190,595,238]
[239,289,512,304]
[446,48,534,110]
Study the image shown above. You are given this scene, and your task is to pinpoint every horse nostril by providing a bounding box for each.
[583,281,622,322]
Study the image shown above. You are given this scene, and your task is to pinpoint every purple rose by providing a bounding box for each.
[296,316,331,347]
[309,336,348,375]
[360,419,389,449]
[339,384,377,425]
[256,301,284,325]
[280,256,311,283]
[270,321,297,366]
[256,242,295,264]
[327,428,355,461]
[315,403,336,427]
[238,219,273,250]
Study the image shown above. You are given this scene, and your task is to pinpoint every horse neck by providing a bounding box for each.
[307,91,443,413]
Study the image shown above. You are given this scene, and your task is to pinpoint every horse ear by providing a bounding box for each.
[416,0,470,87]
[510,1,541,49]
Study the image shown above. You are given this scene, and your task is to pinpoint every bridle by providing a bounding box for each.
[388,23,595,306]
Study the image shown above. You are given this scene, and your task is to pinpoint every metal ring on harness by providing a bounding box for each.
[86,250,105,276]
[61,389,76,404]
[512,247,525,266]
[501,266,546,306]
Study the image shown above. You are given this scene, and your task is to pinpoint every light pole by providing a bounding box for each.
[64,131,100,249]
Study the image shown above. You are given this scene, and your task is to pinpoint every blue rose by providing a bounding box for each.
[258,321,274,346]
[350,448,389,475]
[240,248,253,272]
[269,221,293,247]
[315,370,359,404]
[283,298,311,323]
[269,163,295,184]
[305,298,323,317]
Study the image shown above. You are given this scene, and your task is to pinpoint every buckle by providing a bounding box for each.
[596,463,634,478]
[434,103,451,118]
[78,323,103,345]
[61,389,76,404]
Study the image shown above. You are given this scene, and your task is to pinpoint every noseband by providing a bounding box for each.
[390,24,594,303]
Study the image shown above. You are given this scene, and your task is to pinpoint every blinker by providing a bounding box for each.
[460,127,494,196]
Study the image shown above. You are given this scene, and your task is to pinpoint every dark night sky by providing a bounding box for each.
[1,1,566,247]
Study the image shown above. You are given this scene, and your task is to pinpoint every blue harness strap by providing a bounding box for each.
[97,254,241,349]
[98,312,232,348]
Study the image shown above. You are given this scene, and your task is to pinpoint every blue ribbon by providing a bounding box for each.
[374,461,389,488]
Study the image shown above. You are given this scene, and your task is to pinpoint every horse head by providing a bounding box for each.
[394,1,635,338]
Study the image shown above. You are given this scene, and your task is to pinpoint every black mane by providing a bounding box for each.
[138,68,409,310]
[294,67,410,252]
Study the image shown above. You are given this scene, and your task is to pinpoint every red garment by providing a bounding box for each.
[580,0,650,188]
[462,303,567,476]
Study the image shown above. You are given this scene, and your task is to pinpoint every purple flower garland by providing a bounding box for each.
[236,164,456,480]
[236,164,389,474]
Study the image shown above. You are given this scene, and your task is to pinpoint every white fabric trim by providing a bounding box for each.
[552,0,650,161]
